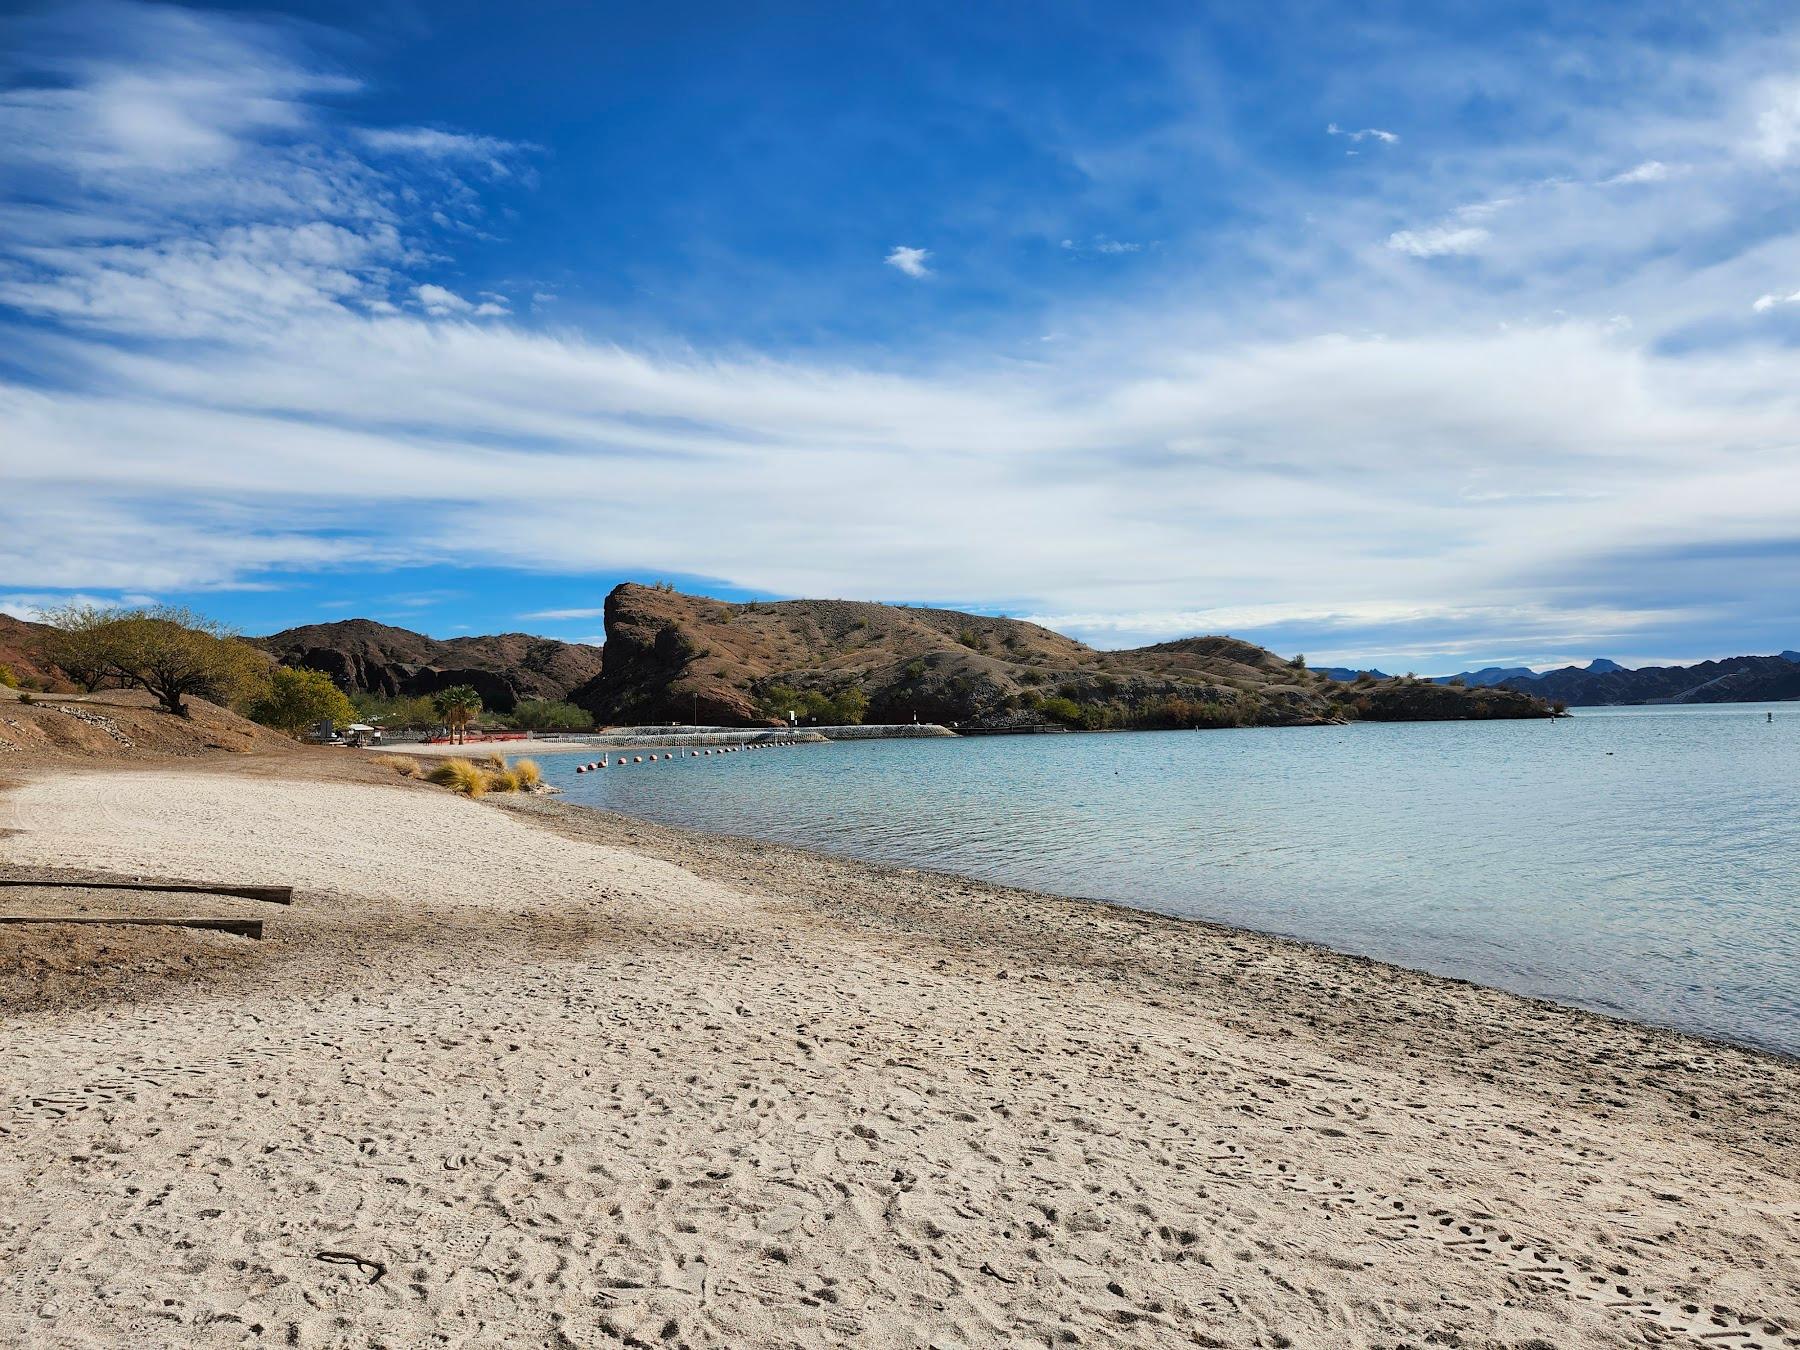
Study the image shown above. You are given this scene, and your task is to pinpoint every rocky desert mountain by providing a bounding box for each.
[570,583,1550,729]
[253,620,604,713]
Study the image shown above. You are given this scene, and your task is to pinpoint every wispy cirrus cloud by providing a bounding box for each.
[1386,224,1488,257]
[1327,122,1398,145]
[520,607,607,620]
[357,126,528,170]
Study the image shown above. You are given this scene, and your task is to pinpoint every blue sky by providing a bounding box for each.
[3,1,1800,671]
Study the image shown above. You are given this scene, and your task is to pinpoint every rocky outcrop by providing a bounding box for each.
[570,583,1552,729]
[254,620,603,713]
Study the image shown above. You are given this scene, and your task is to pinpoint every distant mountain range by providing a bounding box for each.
[1322,652,1800,706]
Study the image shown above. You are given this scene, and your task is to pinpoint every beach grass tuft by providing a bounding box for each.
[477,749,507,770]
[486,768,521,792]
[426,757,487,797]
[512,757,542,789]
[372,754,421,778]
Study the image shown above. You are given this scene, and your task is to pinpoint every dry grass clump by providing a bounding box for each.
[426,757,487,797]
[486,768,521,792]
[476,749,507,770]
[512,758,542,789]
[371,754,421,778]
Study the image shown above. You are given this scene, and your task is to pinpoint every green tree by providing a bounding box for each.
[0,664,16,689]
[832,684,869,725]
[248,666,356,738]
[37,603,117,691]
[40,604,266,717]
[509,699,595,732]
[432,685,483,743]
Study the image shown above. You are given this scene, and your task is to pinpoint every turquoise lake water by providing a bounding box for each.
[545,703,1800,1057]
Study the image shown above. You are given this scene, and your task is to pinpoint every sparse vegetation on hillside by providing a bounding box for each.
[757,682,869,725]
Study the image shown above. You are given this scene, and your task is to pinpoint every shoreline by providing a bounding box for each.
[3,755,1796,1347]
[504,790,1800,1068]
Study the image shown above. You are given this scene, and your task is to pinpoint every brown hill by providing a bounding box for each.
[572,583,1550,729]
[0,614,68,690]
[0,687,303,765]
[254,620,603,713]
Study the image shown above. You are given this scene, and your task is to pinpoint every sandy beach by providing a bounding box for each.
[3,749,1797,1348]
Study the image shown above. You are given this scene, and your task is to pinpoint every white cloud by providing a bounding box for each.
[414,283,507,317]
[1752,289,1800,311]
[1063,236,1146,255]
[1603,160,1672,185]
[1327,122,1399,145]
[884,245,932,278]
[1754,81,1800,162]
[357,127,524,167]
[1386,225,1489,257]
[521,607,607,620]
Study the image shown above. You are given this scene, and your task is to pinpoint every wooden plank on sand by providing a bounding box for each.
[0,879,293,905]
[0,915,265,939]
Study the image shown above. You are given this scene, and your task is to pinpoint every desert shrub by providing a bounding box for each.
[19,692,35,705]
[509,699,594,732]
[248,666,356,739]
[1032,694,1086,727]
[486,769,521,792]
[372,754,421,778]
[0,664,16,688]
[1018,668,1045,685]
[904,659,926,680]
[957,628,979,649]
[426,757,487,797]
[512,758,542,789]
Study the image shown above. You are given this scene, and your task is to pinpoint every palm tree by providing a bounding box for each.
[433,685,483,745]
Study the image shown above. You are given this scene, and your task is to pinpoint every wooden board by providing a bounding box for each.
[0,915,264,939]
[0,879,292,905]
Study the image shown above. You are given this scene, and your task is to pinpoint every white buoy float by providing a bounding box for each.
[633,755,643,763]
